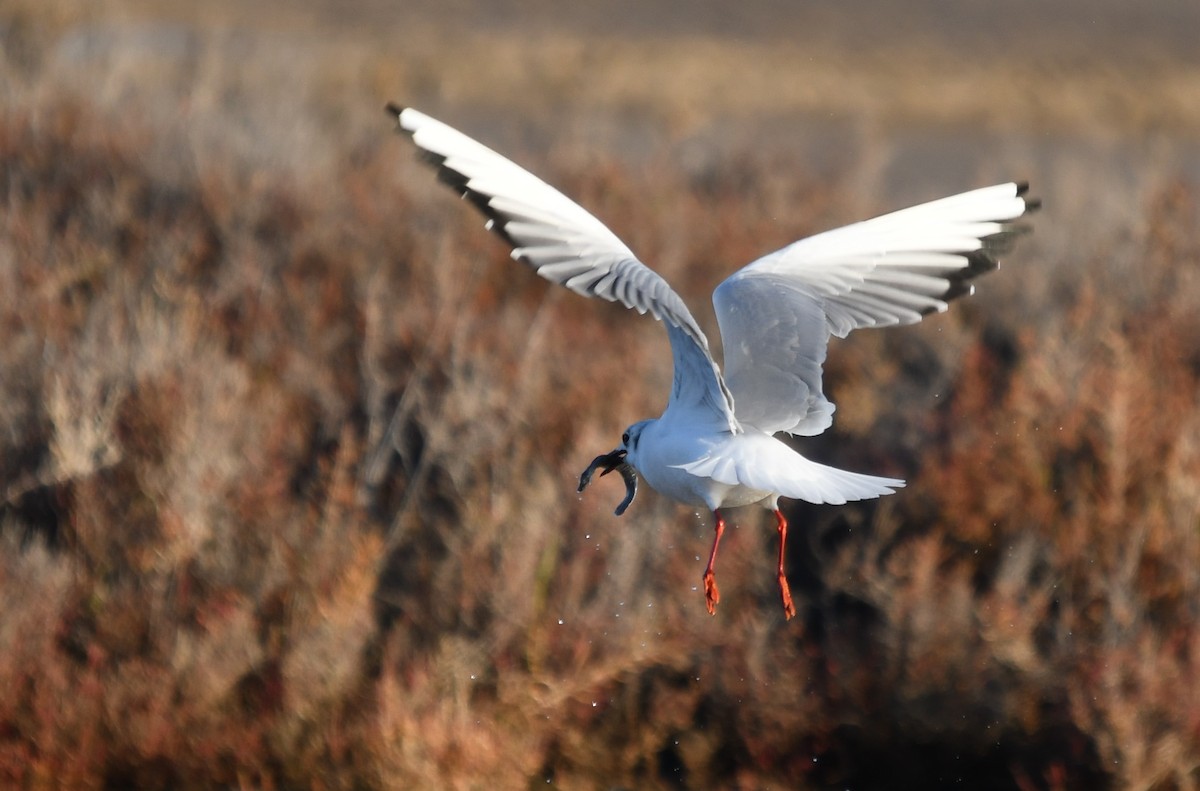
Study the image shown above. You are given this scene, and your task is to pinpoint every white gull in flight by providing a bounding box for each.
[389,104,1038,619]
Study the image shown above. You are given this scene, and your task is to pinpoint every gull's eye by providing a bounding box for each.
[622,432,630,445]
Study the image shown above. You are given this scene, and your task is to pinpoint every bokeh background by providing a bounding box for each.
[2,1,1199,788]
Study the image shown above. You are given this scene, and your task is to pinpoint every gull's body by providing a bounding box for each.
[628,417,897,511]
[390,104,1038,618]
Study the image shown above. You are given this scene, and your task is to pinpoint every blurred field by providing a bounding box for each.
[2,1,1200,789]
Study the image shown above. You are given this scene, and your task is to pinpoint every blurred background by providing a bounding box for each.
[2,0,1199,788]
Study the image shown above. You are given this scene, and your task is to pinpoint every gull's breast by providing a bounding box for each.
[634,423,776,511]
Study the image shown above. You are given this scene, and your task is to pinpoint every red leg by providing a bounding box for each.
[774,509,796,620]
[702,510,725,615]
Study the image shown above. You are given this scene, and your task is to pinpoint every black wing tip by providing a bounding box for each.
[939,286,970,305]
[1014,181,1043,213]
[386,103,416,137]
[391,107,517,247]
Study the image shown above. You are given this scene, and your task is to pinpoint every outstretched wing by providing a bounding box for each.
[714,182,1038,436]
[390,105,737,431]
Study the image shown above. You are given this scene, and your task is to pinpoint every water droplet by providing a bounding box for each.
[557,619,564,625]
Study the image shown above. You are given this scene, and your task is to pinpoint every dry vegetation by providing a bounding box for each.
[2,2,1200,789]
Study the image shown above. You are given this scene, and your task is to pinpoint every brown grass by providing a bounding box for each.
[2,3,1200,789]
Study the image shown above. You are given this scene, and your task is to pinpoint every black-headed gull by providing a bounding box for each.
[389,104,1038,619]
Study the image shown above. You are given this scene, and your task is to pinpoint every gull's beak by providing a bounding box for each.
[578,449,638,516]
[577,448,626,490]
[597,448,627,477]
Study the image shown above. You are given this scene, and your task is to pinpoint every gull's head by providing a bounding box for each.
[618,419,653,466]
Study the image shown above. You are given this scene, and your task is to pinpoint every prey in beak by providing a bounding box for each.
[578,449,638,516]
